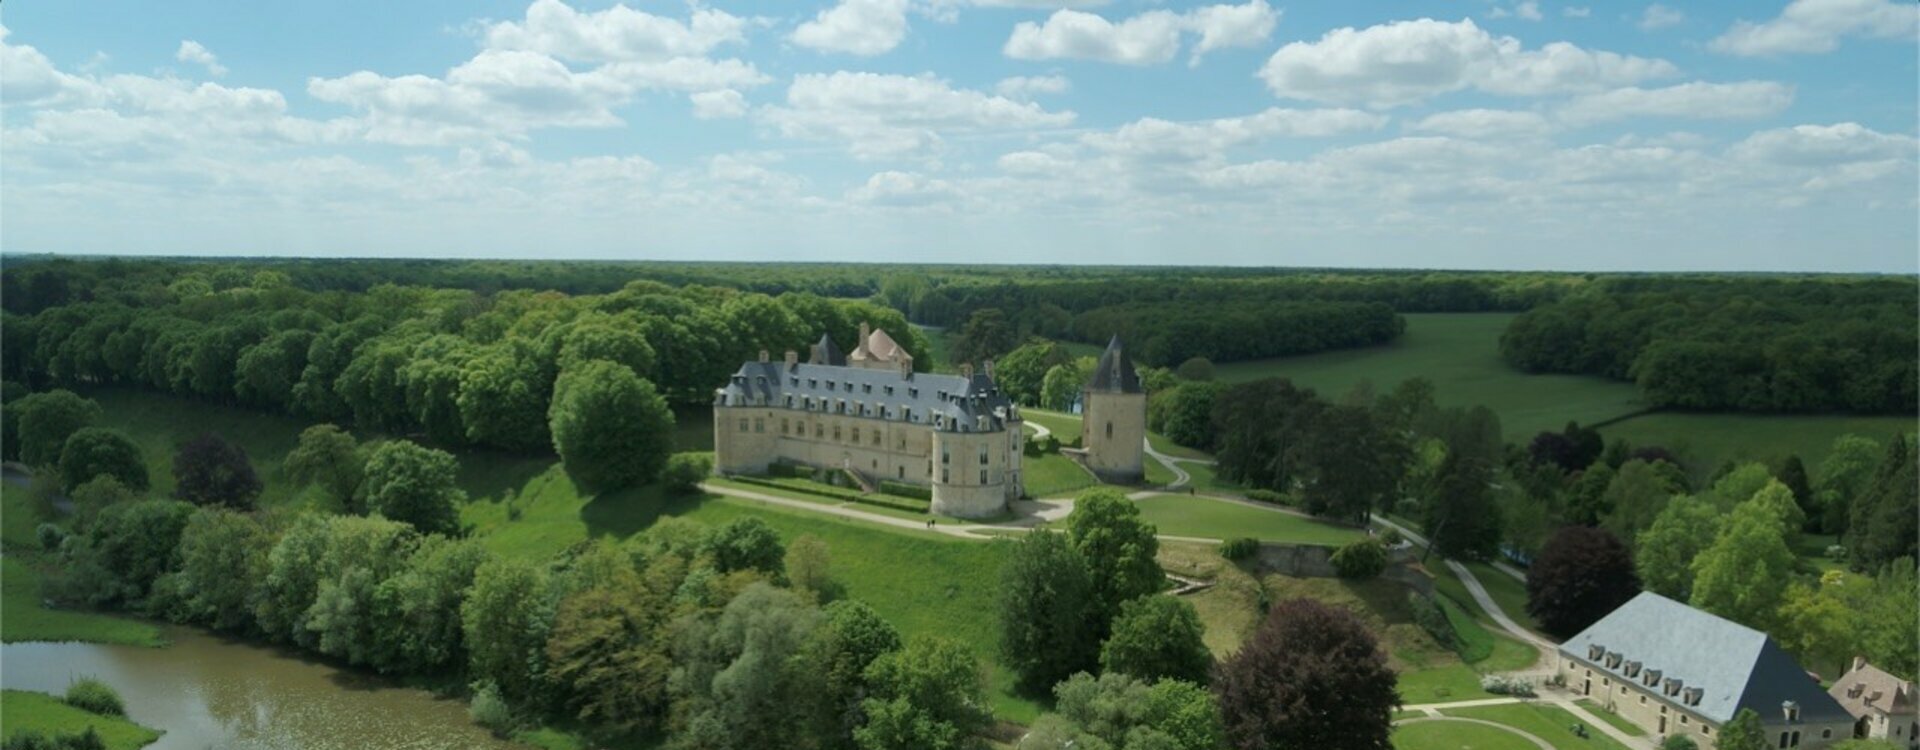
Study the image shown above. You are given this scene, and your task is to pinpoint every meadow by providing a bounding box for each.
[0,690,162,750]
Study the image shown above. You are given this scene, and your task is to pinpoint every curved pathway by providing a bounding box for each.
[1141,438,1191,490]
[1392,717,1555,750]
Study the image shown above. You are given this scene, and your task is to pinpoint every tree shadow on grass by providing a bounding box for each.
[580,484,711,540]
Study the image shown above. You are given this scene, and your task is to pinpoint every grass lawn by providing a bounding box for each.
[1023,453,1097,498]
[1143,455,1176,486]
[1439,596,1538,672]
[1599,411,1915,484]
[1574,700,1647,737]
[1184,462,1242,494]
[1443,704,1631,750]
[85,388,322,509]
[1393,719,1539,750]
[2,557,163,646]
[1131,494,1365,545]
[1213,313,1645,440]
[4,479,49,549]
[1462,562,1542,636]
[1021,410,1083,444]
[2,689,162,750]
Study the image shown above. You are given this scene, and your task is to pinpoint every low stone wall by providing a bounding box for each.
[1249,541,1433,596]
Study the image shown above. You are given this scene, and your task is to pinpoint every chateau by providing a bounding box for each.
[712,325,1026,518]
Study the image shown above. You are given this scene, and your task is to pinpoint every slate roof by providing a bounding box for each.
[1087,336,1142,394]
[715,360,1017,433]
[1559,592,1851,726]
[810,334,846,366]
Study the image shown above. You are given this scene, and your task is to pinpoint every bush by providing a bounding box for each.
[36,522,66,551]
[1660,735,1698,750]
[661,452,712,493]
[1379,527,1405,546]
[468,681,514,737]
[1330,538,1389,579]
[879,480,931,501]
[1219,537,1259,561]
[1407,593,1458,651]
[3,729,107,750]
[1824,544,1847,561]
[1245,489,1286,505]
[1479,674,1536,697]
[729,476,928,513]
[63,676,125,716]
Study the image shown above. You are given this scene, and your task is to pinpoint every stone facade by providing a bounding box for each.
[712,334,1022,519]
[1829,658,1919,748]
[1081,336,1146,484]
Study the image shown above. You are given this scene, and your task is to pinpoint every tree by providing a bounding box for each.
[1146,383,1222,451]
[555,322,656,379]
[1174,357,1214,382]
[1634,496,1722,600]
[154,508,271,631]
[68,475,139,525]
[1815,434,1881,534]
[1329,538,1389,579]
[1100,595,1212,685]
[1775,455,1816,531]
[1776,572,1860,678]
[359,440,464,536]
[1704,463,1775,510]
[543,570,672,733]
[999,530,1098,693]
[1848,435,1918,572]
[1040,362,1083,412]
[1293,405,1405,524]
[709,517,786,576]
[1525,526,1641,639]
[1025,672,1223,750]
[1563,462,1617,525]
[672,584,826,750]
[1069,489,1163,628]
[993,339,1070,406]
[1716,708,1767,750]
[458,338,553,451]
[15,389,99,466]
[1598,460,1679,552]
[1746,480,1807,534]
[1424,451,1501,560]
[284,424,365,514]
[807,600,903,749]
[661,452,712,494]
[951,308,1016,365]
[856,635,990,750]
[1690,500,1795,631]
[171,432,263,510]
[462,557,558,704]
[53,500,194,607]
[303,516,417,668]
[372,535,490,674]
[57,428,147,492]
[784,534,832,601]
[548,360,675,493]
[1213,598,1397,750]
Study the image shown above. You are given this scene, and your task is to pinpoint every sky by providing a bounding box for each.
[2,0,1916,272]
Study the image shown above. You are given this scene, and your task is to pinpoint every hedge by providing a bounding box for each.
[730,476,930,514]
[879,481,932,501]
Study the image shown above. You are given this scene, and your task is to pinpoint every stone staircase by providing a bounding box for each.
[841,467,876,494]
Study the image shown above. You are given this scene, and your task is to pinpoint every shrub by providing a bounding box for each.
[36,522,66,551]
[1824,544,1847,561]
[63,676,125,716]
[1660,736,1699,750]
[1245,489,1286,505]
[1406,593,1458,651]
[879,480,931,501]
[1479,674,1536,697]
[661,452,712,493]
[1379,527,1405,546]
[1329,538,1388,579]
[1219,537,1260,561]
[3,729,107,750]
[468,681,515,737]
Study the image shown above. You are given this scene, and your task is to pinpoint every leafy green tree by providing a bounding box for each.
[543,566,672,733]
[784,534,832,601]
[806,600,903,749]
[1716,708,1767,750]
[1746,480,1807,535]
[1704,463,1775,510]
[1776,572,1861,678]
[284,424,365,514]
[1213,598,1397,750]
[1563,462,1616,525]
[1100,595,1212,685]
[359,440,464,536]
[154,508,272,632]
[458,338,553,451]
[1000,530,1098,693]
[400,335,477,445]
[67,475,139,526]
[709,517,786,576]
[371,535,490,674]
[1069,489,1163,628]
[303,515,417,667]
[256,514,331,645]
[548,360,674,492]
[1174,357,1214,382]
[15,389,99,466]
[171,432,263,510]
[1690,499,1795,631]
[1848,435,1918,572]
[1598,459,1680,552]
[463,556,559,704]
[1525,526,1641,639]
[54,499,194,607]
[661,452,712,494]
[672,583,826,750]
[1635,496,1723,600]
[234,329,315,408]
[856,635,991,750]
[1294,405,1405,524]
[1040,362,1083,412]
[951,308,1017,365]
[1027,673,1223,750]
[1815,434,1881,534]
[1774,455,1816,531]
[1860,561,1918,680]
[1146,382,1222,451]
[556,322,656,379]
[1423,452,1501,560]
[995,340,1070,406]
[1329,538,1389,579]
[57,428,147,492]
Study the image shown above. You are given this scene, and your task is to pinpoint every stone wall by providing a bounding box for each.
[1249,541,1432,596]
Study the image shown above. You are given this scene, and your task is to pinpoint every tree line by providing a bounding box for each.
[1500,276,1918,414]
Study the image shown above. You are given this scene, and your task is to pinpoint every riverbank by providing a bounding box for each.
[2,689,162,750]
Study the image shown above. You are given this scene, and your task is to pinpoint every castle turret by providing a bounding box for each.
[1081,335,1146,484]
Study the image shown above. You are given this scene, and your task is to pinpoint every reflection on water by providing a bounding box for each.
[2,626,523,750]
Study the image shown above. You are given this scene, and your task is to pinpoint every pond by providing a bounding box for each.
[3,626,523,749]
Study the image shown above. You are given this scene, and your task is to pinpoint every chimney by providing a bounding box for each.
[983,358,995,378]
[1852,656,1867,675]
[961,363,973,380]
[759,349,769,363]
[784,350,799,368]
[899,356,912,378]
[857,322,871,357]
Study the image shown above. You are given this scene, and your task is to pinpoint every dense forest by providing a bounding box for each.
[1499,277,1918,414]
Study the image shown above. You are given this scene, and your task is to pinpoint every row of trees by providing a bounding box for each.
[943,301,1401,370]
[1500,277,1918,413]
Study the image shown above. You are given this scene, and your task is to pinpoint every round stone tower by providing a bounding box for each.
[1081,335,1146,484]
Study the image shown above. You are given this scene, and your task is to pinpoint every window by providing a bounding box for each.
[826,381,835,391]
[1820,730,1831,739]
[851,427,860,443]
[897,466,905,479]
[754,418,764,433]
[738,418,749,432]
[979,469,988,484]
[1779,732,1790,748]
[815,422,824,438]
[872,431,881,446]
[909,388,918,399]
[863,384,871,394]
[979,445,989,465]
[941,469,949,483]
[942,447,950,464]
[1105,422,1112,440]
[782,418,790,434]
[833,425,841,441]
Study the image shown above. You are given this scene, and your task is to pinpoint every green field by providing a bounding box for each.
[1023,453,1099,498]
[1573,700,1646,737]
[1393,719,1537,750]
[1443,704,1631,750]
[1132,494,1364,545]
[1599,411,1915,482]
[1,690,162,750]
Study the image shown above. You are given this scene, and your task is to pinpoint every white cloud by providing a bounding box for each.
[1564,7,1592,18]
[483,0,748,63]
[1558,81,1794,125]
[758,72,1075,159]
[1410,109,1553,139]
[997,150,1072,175]
[1638,5,1684,31]
[691,89,748,119]
[1084,108,1387,160]
[849,170,960,206]
[792,0,910,56]
[1490,2,1544,21]
[1003,0,1276,66]
[175,40,227,77]
[1259,18,1675,108]
[995,75,1070,99]
[1709,0,1918,56]
[1730,122,1916,166]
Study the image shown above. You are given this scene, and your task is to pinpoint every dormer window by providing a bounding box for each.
[1589,645,1606,661]
[1605,652,1623,669]
[863,384,872,394]
[1683,687,1703,706]
[1782,701,1800,722]
[826,381,836,392]
[908,388,919,399]
[884,386,895,396]
[1644,669,1661,687]
[809,379,818,388]
[1625,661,1641,678]
[1664,677,1682,696]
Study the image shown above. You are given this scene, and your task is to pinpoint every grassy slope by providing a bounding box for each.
[2,689,162,750]
[1213,313,1643,439]
[1392,720,1537,750]
[1443,703,1631,750]
[2,557,165,646]
[1599,411,1914,482]
[1132,494,1364,545]
[1022,453,1098,498]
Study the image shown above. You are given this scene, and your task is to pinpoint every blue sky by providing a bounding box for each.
[3,0,1915,271]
